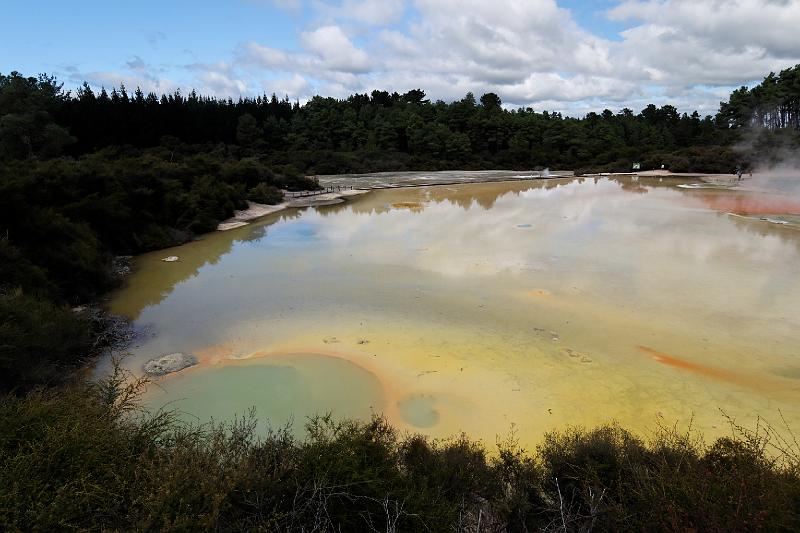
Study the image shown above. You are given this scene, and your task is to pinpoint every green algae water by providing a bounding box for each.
[107,175,800,444]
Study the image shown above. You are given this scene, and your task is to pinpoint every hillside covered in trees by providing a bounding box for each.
[2,72,739,175]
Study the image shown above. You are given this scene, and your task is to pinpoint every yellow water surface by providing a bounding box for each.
[107,176,800,445]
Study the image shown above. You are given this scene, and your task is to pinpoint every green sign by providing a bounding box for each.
[632,162,641,170]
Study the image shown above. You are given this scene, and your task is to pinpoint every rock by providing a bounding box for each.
[143,352,197,376]
[217,221,250,231]
[161,256,179,262]
[111,255,133,277]
[287,195,345,208]
[760,217,790,225]
[216,202,289,231]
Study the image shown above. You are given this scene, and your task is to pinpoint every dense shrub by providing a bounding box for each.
[0,291,91,392]
[247,183,284,205]
[1,376,798,532]
[0,240,56,299]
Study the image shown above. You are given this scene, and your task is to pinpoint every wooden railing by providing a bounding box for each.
[285,185,355,198]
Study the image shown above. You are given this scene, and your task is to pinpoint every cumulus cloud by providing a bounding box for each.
[267,73,311,97]
[301,25,372,73]
[240,25,372,76]
[609,0,800,87]
[80,59,248,98]
[610,0,800,59]
[66,0,800,115]
[501,73,641,104]
[74,70,177,95]
[360,0,631,105]
[196,71,248,96]
[240,43,295,71]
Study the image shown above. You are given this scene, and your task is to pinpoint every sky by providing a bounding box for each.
[3,0,800,116]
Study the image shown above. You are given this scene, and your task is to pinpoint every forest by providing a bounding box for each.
[1,66,800,530]
[4,71,742,175]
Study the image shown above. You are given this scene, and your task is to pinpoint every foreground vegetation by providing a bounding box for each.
[1,372,798,532]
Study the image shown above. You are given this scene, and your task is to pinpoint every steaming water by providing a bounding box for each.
[107,175,800,444]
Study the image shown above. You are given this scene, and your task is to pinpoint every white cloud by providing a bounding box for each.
[300,25,372,73]
[75,70,176,95]
[241,42,295,71]
[184,62,250,96]
[609,0,800,86]
[501,72,641,104]
[240,24,372,76]
[267,73,310,97]
[610,0,800,57]
[196,71,248,96]
[316,0,407,25]
[65,0,800,115]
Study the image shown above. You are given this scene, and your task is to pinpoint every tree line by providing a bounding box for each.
[719,65,800,131]
[1,71,742,174]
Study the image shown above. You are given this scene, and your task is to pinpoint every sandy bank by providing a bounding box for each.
[217,202,288,230]
[217,189,370,231]
[288,188,370,207]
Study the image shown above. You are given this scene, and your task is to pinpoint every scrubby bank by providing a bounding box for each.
[1,375,798,532]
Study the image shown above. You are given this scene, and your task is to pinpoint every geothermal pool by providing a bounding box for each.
[108,175,800,445]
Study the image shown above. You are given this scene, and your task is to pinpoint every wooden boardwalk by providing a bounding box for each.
[284,185,355,198]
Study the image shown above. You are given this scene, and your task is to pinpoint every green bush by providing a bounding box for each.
[0,290,91,392]
[0,239,56,299]
[1,376,798,531]
[247,183,284,205]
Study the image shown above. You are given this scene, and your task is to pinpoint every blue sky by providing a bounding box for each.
[3,0,799,116]
[4,2,300,72]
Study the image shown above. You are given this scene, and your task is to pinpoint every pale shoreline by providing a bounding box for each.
[216,170,736,232]
[216,188,370,231]
[582,169,742,182]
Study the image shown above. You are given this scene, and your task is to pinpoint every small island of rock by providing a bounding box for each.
[143,352,197,376]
